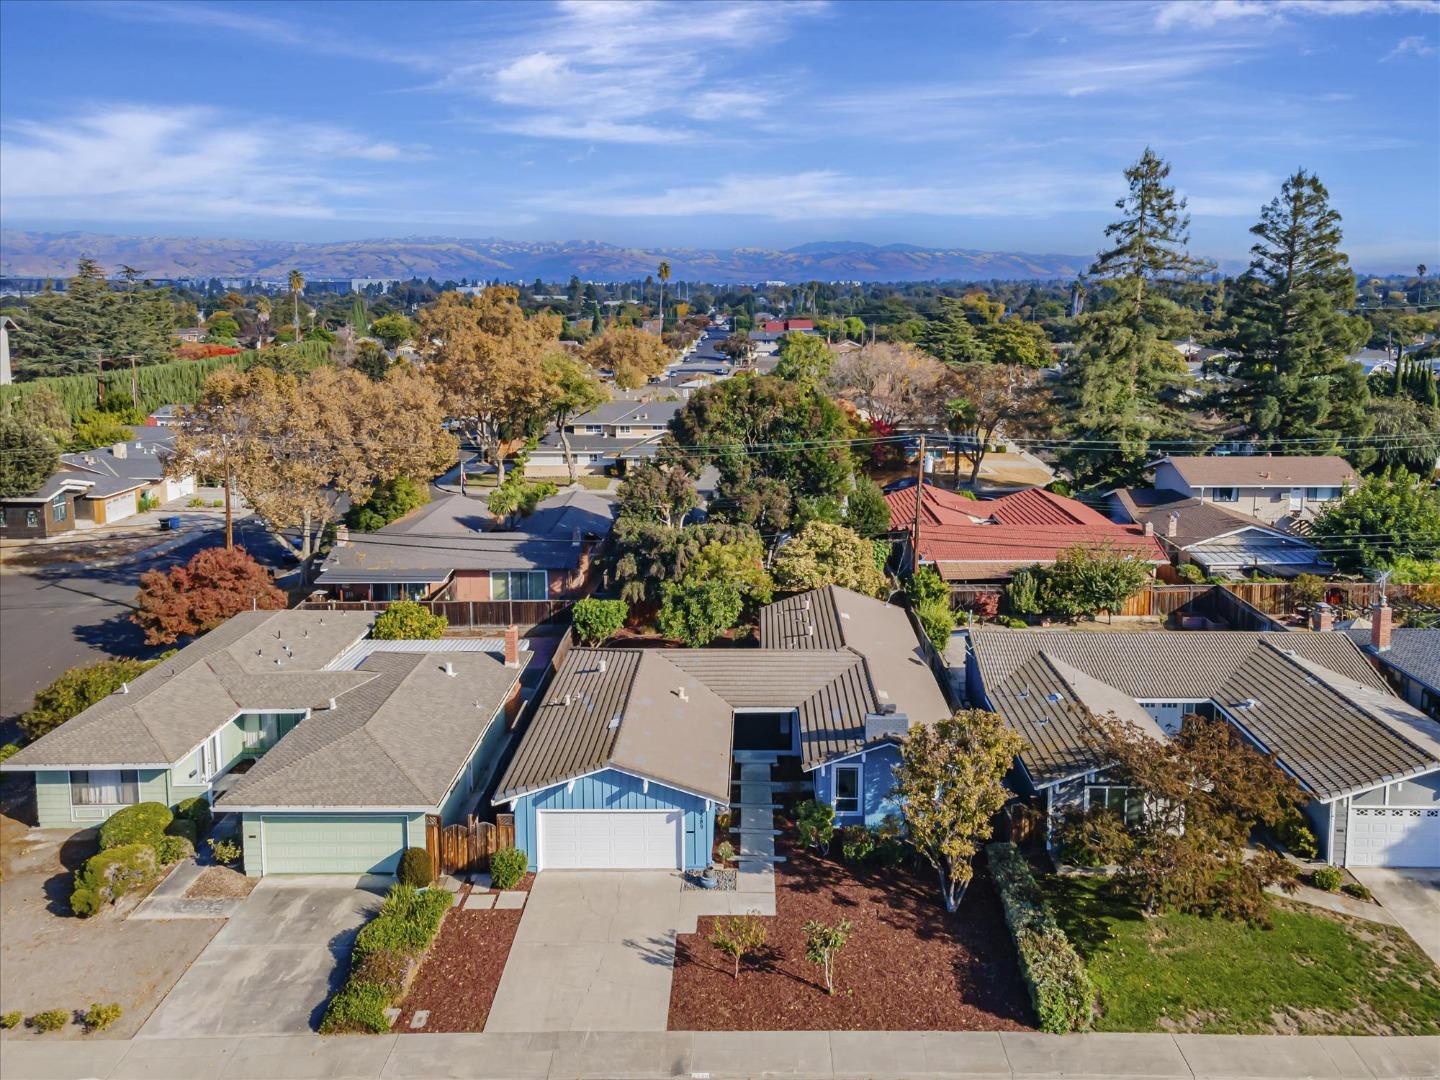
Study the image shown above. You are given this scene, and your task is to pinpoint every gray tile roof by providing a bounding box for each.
[60,430,179,485]
[968,628,1440,799]
[4,611,378,769]
[315,488,615,583]
[497,587,953,801]
[219,648,528,810]
[1346,629,1440,695]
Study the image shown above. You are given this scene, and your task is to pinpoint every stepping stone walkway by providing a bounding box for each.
[735,757,785,888]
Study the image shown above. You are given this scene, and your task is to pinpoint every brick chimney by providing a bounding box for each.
[503,624,520,667]
[1310,602,1333,632]
[1167,511,1180,539]
[1370,596,1393,652]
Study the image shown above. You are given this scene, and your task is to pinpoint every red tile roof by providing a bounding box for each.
[885,484,1167,581]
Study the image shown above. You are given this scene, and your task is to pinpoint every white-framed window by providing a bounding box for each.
[1209,487,1239,503]
[25,510,39,528]
[70,769,139,807]
[834,764,861,815]
[1085,784,1144,826]
[491,570,547,601]
[618,425,632,435]
[584,424,603,434]
[1306,487,1341,500]
[52,497,68,523]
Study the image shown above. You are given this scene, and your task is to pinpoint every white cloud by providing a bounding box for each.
[1154,0,1438,30]
[1382,34,1438,60]
[0,105,407,221]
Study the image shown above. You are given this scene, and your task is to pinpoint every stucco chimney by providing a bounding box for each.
[1143,520,1155,537]
[504,624,520,667]
[112,442,128,459]
[334,524,349,546]
[1167,511,1179,539]
[1371,596,1393,651]
[1310,602,1333,632]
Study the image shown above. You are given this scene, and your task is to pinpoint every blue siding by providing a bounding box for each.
[813,745,903,828]
[510,769,716,871]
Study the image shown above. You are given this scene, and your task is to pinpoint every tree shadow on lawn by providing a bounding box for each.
[1045,876,1143,957]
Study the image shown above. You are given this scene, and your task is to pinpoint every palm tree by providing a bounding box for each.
[254,297,271,346]
[1418,264,1428,306]
[657,261,670,324]
[288,270,305,342]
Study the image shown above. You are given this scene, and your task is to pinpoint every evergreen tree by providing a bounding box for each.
[1058,149,1210,487]
[1220,170,1370,451]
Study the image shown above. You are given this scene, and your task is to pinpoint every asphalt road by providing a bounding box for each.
[0,516,292,724]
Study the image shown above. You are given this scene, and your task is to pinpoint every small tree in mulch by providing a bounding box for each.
[802,918,852,996]
[708,913,768,980]
[794,799,835,854]
[893,709,1024,913]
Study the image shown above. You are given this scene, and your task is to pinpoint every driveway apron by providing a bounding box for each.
[1351,867,1440,967]
[485,871,683,1033]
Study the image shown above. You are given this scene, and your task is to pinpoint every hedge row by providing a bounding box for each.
[986,842,1098,1033]
[319,884,453,1033]
[0,340,330,421]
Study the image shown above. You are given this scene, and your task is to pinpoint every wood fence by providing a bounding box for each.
[425,813,516,878]
[947,582,1293,629]
[298,598,573,630]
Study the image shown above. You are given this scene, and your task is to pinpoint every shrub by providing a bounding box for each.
[1,1010,21,1029]
[351,947,415,1000]
[1311,866,1343,892]
[318,981,392,1034]
[839,825,875,863]
[987,842,1097,1033]
[372,600,446,640]
[571,597,628,645]
[708,913,769,979]
[1176,562,1206,584]
[714,840,735,866]
[98,802,172,852]
[1290,573,1326,607]
[20,657,161,741]
[490,847,528,890]
[174,796,213,837]
[0,743,19,764]
[1342,881,1373,902]
[354,914,433,959]
[999,615,1028,629]
[802,918,852,996]
[28,1010,69,1033]
[208,838,241,867]
[71,843,159,917]
[165,817,198,847]
[657,577,743,648]
[794,799,835,852]
[1275,809,1320,860]
[83,1002,122,1032]
[346,476,430,532]
[397,847,434,889]
[155,835,195,865]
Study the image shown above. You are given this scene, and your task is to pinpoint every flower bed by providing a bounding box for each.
[986,842,1097,1033]
[320,885,453,1033]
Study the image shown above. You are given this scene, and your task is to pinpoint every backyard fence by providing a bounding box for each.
[297,598,574,630]
[426,813,516,878]
[947,582,1293,630]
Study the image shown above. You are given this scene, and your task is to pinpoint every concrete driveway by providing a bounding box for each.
[137,878,383,1038]
[1351,867,1440,966]
[485,872,684,1033]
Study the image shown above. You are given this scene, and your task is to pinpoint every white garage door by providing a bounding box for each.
[538,810,682,870]
[1347,806,1440,867]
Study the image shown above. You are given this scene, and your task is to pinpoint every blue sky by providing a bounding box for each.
[1,0,1437,269]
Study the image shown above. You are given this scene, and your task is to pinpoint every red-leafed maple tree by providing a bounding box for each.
[133,546,286,645]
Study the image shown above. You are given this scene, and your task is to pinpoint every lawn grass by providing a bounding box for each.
[1045,875,1440,1035]
[574,476,612,490]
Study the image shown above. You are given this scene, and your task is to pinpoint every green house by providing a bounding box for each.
[2,611,529,877]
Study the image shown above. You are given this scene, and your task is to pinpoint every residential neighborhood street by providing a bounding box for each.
[0,514,292,722]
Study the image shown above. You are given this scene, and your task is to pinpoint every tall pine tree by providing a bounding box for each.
[1058,149,1211,487]
[1220,170,1369,452]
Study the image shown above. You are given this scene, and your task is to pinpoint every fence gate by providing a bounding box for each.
[428,813,517,878]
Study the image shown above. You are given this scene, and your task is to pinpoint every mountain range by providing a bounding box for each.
[0,231,1091,284]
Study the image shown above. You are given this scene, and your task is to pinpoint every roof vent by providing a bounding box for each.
[1236,698,1259,710]
[1017,687,1030,700]
[597,658,607,674]
[1046,692,1063,703]
[118,682,129,695]
[327,697,337,710]
[562,693,573,708]
[802,597,811,611]
[274,658,283,667]
[608,713,622,730]
[1037,717,1050,727]
[443,661,456,677]
[676,686,689,702]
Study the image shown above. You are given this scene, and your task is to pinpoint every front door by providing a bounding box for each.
[201,734,221,780]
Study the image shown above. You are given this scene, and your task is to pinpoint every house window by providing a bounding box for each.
[834,765,861,815]
[70,770,139,807]
[618,425,632,435]
[491,570,547,601]
[25,510,38,528]
[1306,487,1340,500]
[1086,784,1143,826]
[1209,488,1239,503]
[584,424,602,434]
[374,582,429,602]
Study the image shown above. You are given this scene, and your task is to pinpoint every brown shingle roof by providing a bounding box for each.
[1157,455,1356,490]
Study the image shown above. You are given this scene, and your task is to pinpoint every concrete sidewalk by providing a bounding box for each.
[2,1031,1436,1080]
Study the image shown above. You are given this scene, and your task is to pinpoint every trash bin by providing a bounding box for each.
[161,516,182,531]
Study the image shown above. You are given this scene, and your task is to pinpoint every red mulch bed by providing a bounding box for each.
[668,838,1034,1031]
[393,876,534,1033]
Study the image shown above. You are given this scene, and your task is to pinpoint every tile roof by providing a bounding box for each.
[497,587,952,800]
[315,489,616,583]
[1156,455,1356,490]
[1346,629,1440,695]
[219,647,528,810]
[968,628,1440,798]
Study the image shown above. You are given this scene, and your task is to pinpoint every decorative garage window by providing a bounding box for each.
[1086,784,1144,826]
[492,570,547,600]
[71,769,139,806]
[834,765,861,814]
[1354,807,1440,817]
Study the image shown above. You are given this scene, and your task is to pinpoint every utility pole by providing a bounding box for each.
[912,434,926,571]
[221,433,234,550]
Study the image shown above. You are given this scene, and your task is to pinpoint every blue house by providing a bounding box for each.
[494,587,952,870]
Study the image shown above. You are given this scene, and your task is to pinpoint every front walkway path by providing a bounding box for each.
[3,1031,1435,1079]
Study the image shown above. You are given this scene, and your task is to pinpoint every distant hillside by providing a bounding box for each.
[0,231,1090,284]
